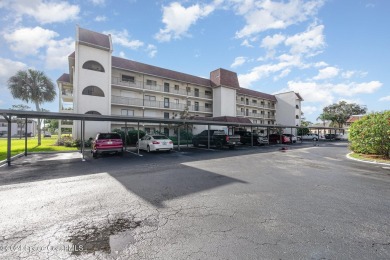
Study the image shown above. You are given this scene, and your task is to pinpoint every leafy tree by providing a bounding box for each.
[297,119,312,136]
[316,113,328,126]
[349,111,390,158]
[322,101,367,128]
[8,69,56,145]
[9,104,32,139]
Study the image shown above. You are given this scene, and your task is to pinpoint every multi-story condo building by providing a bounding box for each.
[57,27,302,139]
[0,119,37,137]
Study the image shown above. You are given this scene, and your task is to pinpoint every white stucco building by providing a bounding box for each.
[57,27,303,138]
[0,119,37,137]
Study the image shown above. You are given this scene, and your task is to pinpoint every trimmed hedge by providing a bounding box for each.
[349,111,390,158]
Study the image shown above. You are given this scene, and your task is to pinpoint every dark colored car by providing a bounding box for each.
[235,131,267,145]
[268,134,290,144]
[325,134,336,140]
[91,133,123,158]
[192,130,240,149]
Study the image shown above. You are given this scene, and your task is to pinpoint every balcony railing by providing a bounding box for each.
[61,90,73,96]
[112,95,212,113]
[111,77,143,89]
[112,77,212,99]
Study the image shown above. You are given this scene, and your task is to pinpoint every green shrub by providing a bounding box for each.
[349,111,390,158]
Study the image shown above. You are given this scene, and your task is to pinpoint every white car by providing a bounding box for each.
[137,134,173,152]
[299,133,319,141]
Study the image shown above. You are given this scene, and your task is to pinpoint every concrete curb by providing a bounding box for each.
[346,152,390,166]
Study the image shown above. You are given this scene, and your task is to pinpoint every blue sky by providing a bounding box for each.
[0,0,389,122]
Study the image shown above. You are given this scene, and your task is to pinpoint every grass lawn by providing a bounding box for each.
[350,152,390,164]
[0,135,78,161]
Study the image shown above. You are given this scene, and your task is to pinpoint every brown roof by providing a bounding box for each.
[346,115,364,123]
[78,27,110,50]
[210,68,240,89]
[112,56,211,87]
[57,73,70,83]
[237,88,277,101]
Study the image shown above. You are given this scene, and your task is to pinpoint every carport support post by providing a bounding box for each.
[125,122,127,151]
[207,124,210,149]
[177,125,180,151]
[291,127,293,144]
[25,118,28,156]
[80,120,83,153]
[186,124,189,148]
[317,128,320,143]
[137,122,140,155]
[82,120,85,161]
[251,126,253,147]
[5,115,11,166]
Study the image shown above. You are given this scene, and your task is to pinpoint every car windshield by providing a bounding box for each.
[98,133,121,139]
[152,135,168,140]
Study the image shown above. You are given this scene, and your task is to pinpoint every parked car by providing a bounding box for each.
[137,134,173,152]
[268,134,290,144]
[91,133,124,158]
[299,133,319,141]
[43,132,51,138]
[335,134,348,140]
[283,134,297,143]
[324,133,336,140]
[234,131,268,145]
[192,130,241,149]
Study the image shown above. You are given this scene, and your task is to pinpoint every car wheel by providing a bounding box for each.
[92,152,98,158]
[215,141,223,148]
[229,145,235,150]
[147,145,150,153]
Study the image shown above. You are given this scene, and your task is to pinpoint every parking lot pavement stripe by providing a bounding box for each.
[324,156,342,161]
[126,151,143,156]
[191,147,217,151]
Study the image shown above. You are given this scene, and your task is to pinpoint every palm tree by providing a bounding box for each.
[8,69,56,145]
[316,113,327,127]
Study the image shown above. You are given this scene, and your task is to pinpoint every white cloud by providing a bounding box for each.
[231,56,246,68]
[155,1,221,42]
[241,39,254,48]
[274,68,291,81]
[104,29,144,49]
[118,51,127,58]
[314,61,328,67]
[94,15,107,22]
[45,38,74,70]
[234,0,324,38]
[285,23,325,56]
[146,44,157,58]
[379,96,390,102]
[1,0,79,24]
[0,58,27,87]
[301,105,318,115]
[332,81,382,96]
[89,0,105,6]
[261,33,286,49]
[313,66,339,80]
[3,26,58,56]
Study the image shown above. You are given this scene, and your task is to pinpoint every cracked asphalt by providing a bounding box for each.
[0,142,389,259]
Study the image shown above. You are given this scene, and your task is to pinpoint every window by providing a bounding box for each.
[82,86,105,97]
[144,95,156,101]
[194,88,199,97]
[174,99,179,104]
[145,128,150,134]
[121,127,134,131]
[164,82,170,92]
[164,98,170,108]
[146,79,157,86]
[121,109,134,116]
[186,86,191,92]
[194,102,199,111]
[296,104,299,109]
[205,90,212,97]
[174,85,179,91]
[253,119,258,124]
[261,111,264,114]
[252,100,257,104]
[241,97,244,102]
[296,115,299,119]
[246,99,249,105]
[82,60,105,72]
[187,100,191,106]
[164,112,169,119]
[122,75,135,83]
[205,103,211,108]
[85,111,101,115]
[252,110,257,114]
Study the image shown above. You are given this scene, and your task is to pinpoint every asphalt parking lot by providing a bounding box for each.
[0,141,389,259]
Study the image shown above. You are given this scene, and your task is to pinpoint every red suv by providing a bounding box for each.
[91,133,124,158]
[268,134,291,144]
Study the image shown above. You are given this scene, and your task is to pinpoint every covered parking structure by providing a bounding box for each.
[1,109,345,166]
